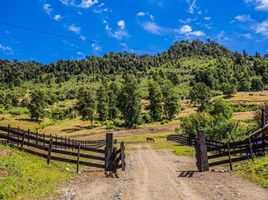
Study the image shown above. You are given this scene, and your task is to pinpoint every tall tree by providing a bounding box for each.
[163,88,180,120]
[96,84,109,121]
[107,81,120,120]
[76,87,96,126]
[148,80,163,121]
[189,83,211,112]
[119,75,141,128]
[28,89,47,121]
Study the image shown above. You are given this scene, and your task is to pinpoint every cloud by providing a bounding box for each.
[185,0,197,14]
[240,33,253,39]
[91,41,102,52]
[244,0,268,10]
[59,0,98,8]
[103,20,129,39]
[0,44,14,54]
[178,25,205,37]
[54,14,62,22]
[142,21,171,35]
[204,17,211,21]
[253,19,268,36]
[234,15,252,22]
[68,25,81,34]
[137,11,145,17]
[43,3,53,15]
[93,3,109,13]
[117,20,125,29]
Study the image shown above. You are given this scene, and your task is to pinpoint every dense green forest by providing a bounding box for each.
[1,39,268,140]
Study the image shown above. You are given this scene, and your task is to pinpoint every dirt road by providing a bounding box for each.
[47,144,268,200]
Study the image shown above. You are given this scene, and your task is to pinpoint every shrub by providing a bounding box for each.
[8,107,29,115]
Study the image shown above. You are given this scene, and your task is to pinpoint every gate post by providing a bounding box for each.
[195,131,209,172]
[105,133,113,172]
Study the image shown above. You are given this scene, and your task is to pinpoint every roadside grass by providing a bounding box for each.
[234,154,268,188]
[0,145,75,200]
[152,137,195,157]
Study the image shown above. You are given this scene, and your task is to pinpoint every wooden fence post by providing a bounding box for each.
[105,133,113,172]
[47,139,53,165]
[43,133,45,147]
[7,125,10,145]
[261,109,266,128]
[227,143,233,171]
[248,137,254,161]
[76,142,81,173]
[20,131,26,150]
[36,132,38,145]
[194,131,209,172]
[121,141,126,171]
[27,129,30,147]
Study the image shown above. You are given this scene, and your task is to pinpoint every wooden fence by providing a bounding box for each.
[167,133,268,170]
[0,125,125,174]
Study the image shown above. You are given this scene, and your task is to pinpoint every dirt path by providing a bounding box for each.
[46,144,268,200]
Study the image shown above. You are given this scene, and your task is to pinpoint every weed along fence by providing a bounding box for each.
[0,125,125,175]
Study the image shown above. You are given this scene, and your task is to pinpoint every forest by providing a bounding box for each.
[1,39,268,142]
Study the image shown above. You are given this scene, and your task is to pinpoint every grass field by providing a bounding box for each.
[0,145,75,200]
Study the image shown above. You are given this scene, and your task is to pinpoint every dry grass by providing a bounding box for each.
[227,91,268,103]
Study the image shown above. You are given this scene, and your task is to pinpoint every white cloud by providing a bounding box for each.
[80,35,87,41]
[91,42,102,52]
[180,25,192,33]
[178,25,205,37]
[93,3,109,13]
[0,44,14,54]
[43,3,53,15]
[78,11,82,15]
[103,20,128,39]
[253,19,268,36]
[244,0,268,10]
[54,14,62,22]
[59,0,98,8]
[234,15,252,22]
[240,33,253,39]
[79,0,98,8]
[204,17,211,21]
[142,21,170,35]
[68,25,81,34]
[117,20,125,29]
[185,0,197,14]
[137,11,145,17]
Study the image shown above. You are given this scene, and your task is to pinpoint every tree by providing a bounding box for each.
[119,75,141,128]
[208,98,233,119]
[76,87,96,126]
[189,83,212,112]
[251,76,264,91]
[96,84,109,121]
[148,81,163,121]
[164,88,181,120]
[107,81,120,120]
[222,83,237,98]
[28,90,47,121]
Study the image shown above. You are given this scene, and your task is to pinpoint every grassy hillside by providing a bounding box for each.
[0,145,74,200]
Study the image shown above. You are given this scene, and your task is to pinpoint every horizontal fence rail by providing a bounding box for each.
[0,125,125,174]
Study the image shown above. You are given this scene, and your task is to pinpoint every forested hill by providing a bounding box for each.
[0,39,268,93]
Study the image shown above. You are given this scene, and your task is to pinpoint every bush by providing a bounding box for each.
[141,113,152,124]
[8,107,29,115]
[50,107,68,120]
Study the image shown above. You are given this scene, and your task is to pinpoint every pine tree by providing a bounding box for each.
[28,89,47,121]
[107,81,120,120]
[119,75,141,128]
[148,80,163,121]
[76,87,96,126]
[96,84,109,121]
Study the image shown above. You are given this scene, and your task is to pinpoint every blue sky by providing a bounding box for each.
[0,0,268,63]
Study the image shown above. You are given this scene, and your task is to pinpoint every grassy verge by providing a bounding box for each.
[234,154,268,188]
[152,137,195,157]
[0,145,75,200]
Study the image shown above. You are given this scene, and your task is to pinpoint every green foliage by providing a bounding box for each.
[148,80,163,121]
[0,145,73,200]
[163,89,180,120]
[96,84,109,121]
[119,75,142,128]
[76,87,96,125]
[107,81,120,120]
[222,82,237,97]
[27,90,47,121]
[189,83,212,111]
[251,76,264,91]
[181,99,240,141]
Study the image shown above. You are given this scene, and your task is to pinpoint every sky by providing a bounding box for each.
[0,0,268,63]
